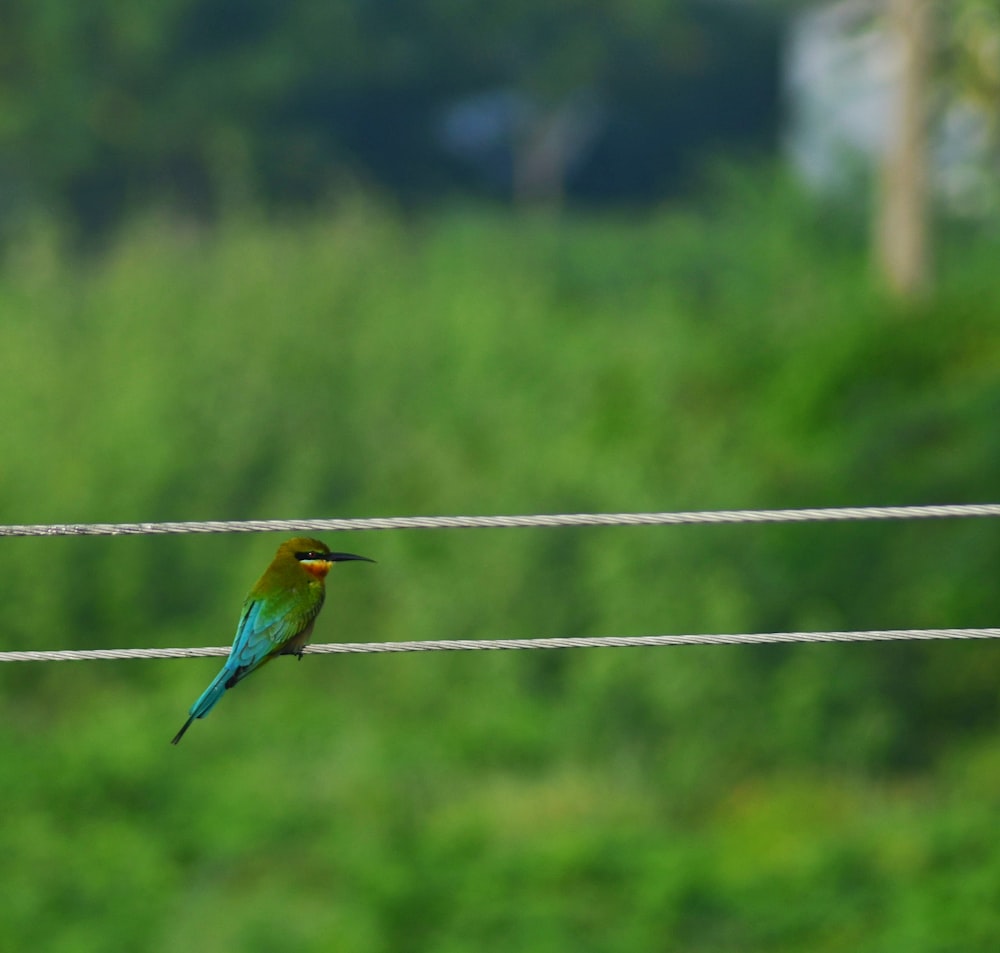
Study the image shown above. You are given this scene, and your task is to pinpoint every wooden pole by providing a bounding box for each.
[874,0,932,302]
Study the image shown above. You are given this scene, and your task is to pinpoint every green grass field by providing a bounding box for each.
[1,174,999,951]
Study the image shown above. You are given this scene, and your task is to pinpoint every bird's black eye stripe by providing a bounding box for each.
[295,551,325,561]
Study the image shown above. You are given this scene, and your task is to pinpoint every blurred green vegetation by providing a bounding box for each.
[0,172,999,951]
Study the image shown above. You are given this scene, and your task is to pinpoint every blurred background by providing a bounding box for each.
[1,0,999,950]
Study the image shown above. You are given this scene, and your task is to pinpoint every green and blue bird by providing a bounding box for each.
[171,537,373,744]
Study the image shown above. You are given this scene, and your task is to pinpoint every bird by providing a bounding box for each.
[171,537,374,744]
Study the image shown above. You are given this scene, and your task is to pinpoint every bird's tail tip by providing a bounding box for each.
[171,667,232,744]
[171,715,196,745]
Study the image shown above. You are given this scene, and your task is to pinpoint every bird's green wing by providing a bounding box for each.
[225,586,322,682]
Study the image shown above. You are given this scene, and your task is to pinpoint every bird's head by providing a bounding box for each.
[278,536,375,579]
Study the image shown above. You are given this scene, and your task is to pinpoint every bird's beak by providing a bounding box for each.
[328,552,376,564]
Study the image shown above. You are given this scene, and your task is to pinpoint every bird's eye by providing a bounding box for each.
[296,551,322,561]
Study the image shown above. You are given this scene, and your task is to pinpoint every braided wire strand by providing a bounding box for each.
[1,502,1000,537]
[2,505,997,661]
[1,628,998,662]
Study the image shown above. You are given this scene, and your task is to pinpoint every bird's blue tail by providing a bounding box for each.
[190,667,232,719]
[170,666,235,744]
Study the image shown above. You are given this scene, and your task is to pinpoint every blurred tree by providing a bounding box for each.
[874,0,1000,302]
[947,0,1000,133]
[783,0,999,303]
[943,0,1000,212]
[426,0,690,206]
[0,0,780,234]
